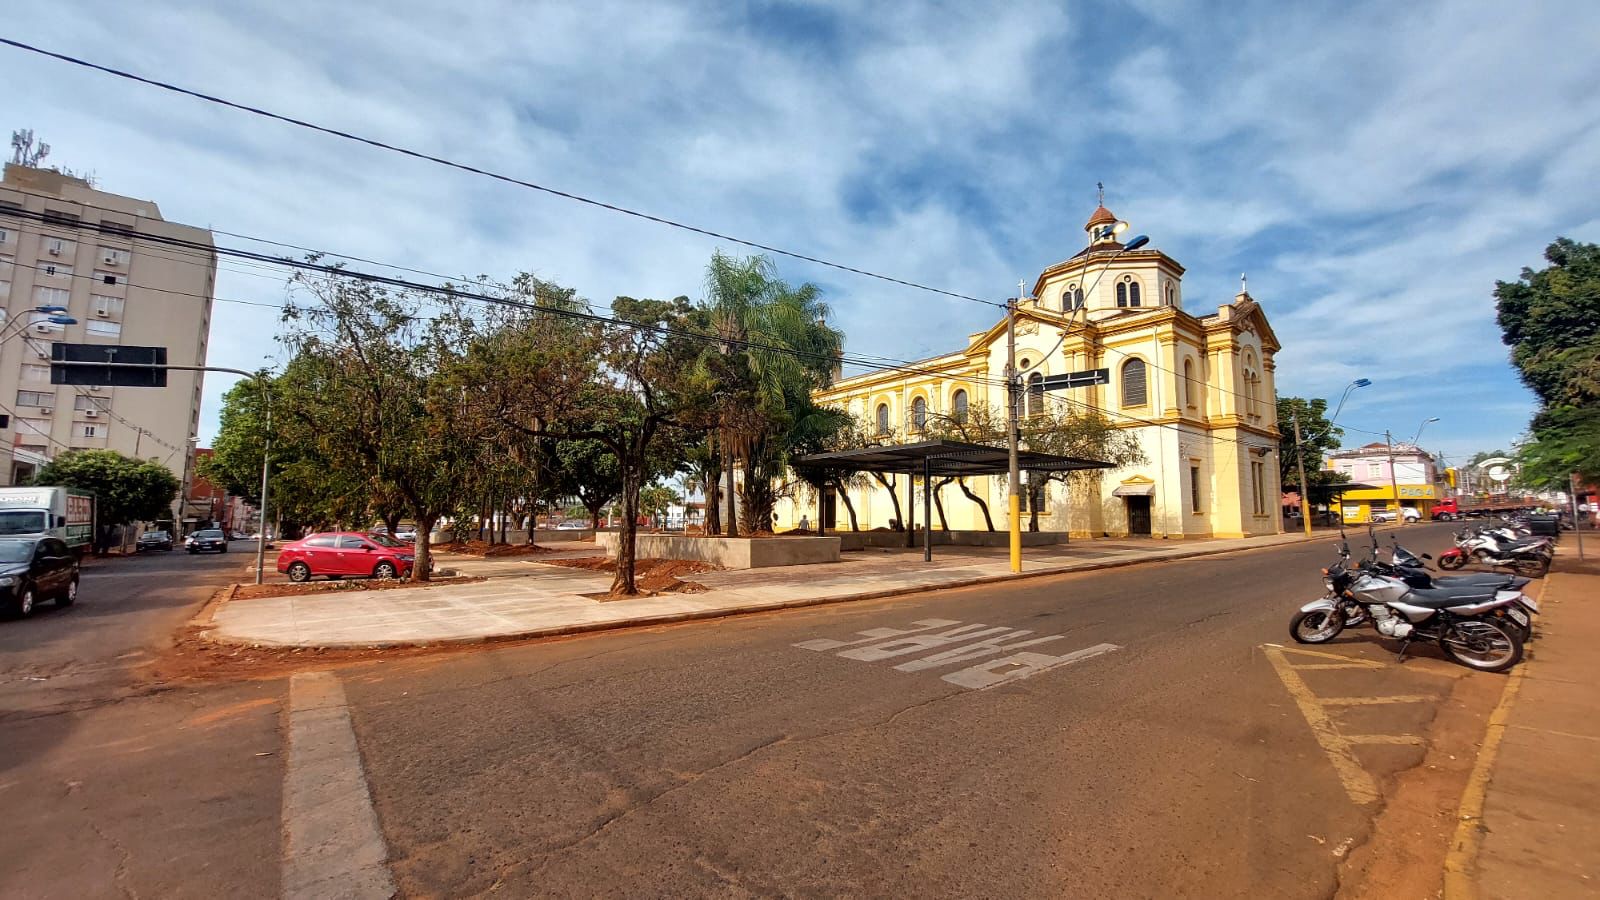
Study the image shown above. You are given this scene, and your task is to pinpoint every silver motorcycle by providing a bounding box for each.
[1289,537,1535,672]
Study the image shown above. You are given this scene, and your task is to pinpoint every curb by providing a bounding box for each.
[200,526,1363,651]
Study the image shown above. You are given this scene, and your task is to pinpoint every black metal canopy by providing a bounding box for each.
[791,438,1114,478]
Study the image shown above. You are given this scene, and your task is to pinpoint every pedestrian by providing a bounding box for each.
[798,514,810,533]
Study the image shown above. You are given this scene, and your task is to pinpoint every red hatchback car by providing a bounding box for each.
[276,532,417,582]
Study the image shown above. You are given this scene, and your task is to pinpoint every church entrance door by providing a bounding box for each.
[1126,496,1152,536]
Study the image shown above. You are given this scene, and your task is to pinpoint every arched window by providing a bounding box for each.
[911,396,927,431]
[1116,281,1127,307]
[1064,284,1083,310]
[1165,281,1176,307]
[1121,358,1148,408]
[952,389,969,424]
[1183,358,1195,408]
[1125,275,1141,307]
[1027,373,1043,417]
[875,402,890,436]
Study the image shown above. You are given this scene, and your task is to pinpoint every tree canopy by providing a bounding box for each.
[1495,238,1600,486]
[31,450,180,526]
[1276,396,1349,493]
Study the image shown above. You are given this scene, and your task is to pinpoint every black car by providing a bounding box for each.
[137,530,174,552]
[0,537,80,618]
[186,528,229,554]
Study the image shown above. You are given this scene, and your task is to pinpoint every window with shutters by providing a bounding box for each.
[16,391,53,408]
[952,389,968,424]
[1121,358,1148,408]
[876,403,890,436]
[1183,358,1196,408]
[911,396,927,432]
[1027,373,1043,417]
[1190,464,1203,513]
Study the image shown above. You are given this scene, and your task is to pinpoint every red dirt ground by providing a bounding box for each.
[434,540,565,557]
[542,556,721,597]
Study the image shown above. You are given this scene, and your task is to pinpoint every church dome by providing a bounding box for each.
[1085,205,1117,231]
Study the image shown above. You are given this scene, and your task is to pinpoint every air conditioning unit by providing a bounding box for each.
[103,252,119,265]
[33,323,50,333]
[95,309,109,318]
[88,385,104,392]
[34,348,49,359]
[40,408,52,415]
[47,245,61,256]
[84,409,99,418]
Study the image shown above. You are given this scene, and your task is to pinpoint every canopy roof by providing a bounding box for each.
[792,438,1114,478]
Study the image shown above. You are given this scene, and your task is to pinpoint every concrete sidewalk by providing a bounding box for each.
[206,528,1345,649]
[1464,567,1600,898]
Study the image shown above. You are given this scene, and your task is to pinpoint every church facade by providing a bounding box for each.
[777,202,1284,539]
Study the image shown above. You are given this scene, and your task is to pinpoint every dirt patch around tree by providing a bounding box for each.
[434,540,568,557]
[231,575,485,600]
[541,556,722,599]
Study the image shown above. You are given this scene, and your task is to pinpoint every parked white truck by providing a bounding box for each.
[0,487,96,553]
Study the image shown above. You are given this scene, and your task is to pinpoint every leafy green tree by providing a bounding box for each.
[31,450,180,527]
[639,484,680,526]
[1019,406,1145,531]
[1277,396,1350,495]
[1496,238,1600,485]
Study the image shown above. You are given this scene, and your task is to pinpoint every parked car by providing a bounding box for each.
[275,532,417,582]
[555,521,589,531]
[230,531,251,541]
[0,536,80,617]
[392,528,417,542]
[185,528,230,554]
[137,530,174,552]
[1370,508,1421,524]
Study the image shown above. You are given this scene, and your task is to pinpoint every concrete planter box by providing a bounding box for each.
[836,530,1068,551]
[595,532,840,568]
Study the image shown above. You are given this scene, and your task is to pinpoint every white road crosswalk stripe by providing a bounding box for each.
[794,618,1121,690]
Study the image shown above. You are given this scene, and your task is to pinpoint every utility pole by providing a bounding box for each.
[1385,429,1404,526]
[1571,473,1587,560]
[254,384,272,585]
[1006,283,1022,573]
[1292,412,1312,537]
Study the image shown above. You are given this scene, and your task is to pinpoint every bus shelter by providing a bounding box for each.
[791,438,1114,562]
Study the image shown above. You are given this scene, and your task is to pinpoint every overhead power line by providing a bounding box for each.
[0,37,1005,311]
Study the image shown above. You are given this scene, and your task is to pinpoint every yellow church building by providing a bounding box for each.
[777,202,1284,539]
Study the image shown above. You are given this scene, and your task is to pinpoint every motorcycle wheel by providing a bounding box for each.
[1437,553,1467,570]
[1514,557,1552,578]
[1290,609,1345,644]
[1440,619,1524,673]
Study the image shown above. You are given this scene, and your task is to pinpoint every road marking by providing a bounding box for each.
[1343,734,1425,745]
[282,671,395,900]
[1443,645,1529,899]
[942,643,1120,690]
[1263,645,1380,805]
[795,618,1119,691]
[1321,695,1432,706]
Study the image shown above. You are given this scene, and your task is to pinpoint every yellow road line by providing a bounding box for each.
[1263,645,1379,805]
[1269,645,1388,667]
[1322,695,1432,706]
[1441,574,1548,900]
[1293,663,1387,670]
[1345,734,1424,745]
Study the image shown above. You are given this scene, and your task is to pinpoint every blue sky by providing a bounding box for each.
[7,0,1599,466]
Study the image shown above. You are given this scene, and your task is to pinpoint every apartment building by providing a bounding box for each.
[0,163,214,490]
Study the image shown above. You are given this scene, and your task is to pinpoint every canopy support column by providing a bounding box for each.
[923,456,933,562]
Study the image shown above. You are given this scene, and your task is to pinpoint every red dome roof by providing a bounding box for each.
[1085,205,1117,230]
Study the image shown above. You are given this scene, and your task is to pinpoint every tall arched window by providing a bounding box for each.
[1124,275,1141,307]
[875,402,890,436]
[1116,282,1127,307]
[911,396,927,431]
[952,389,969,424]
[1165,281,1176,307]
[1027,372,1043,417]
[1121,358,1148,408]
[1183,358,1195,408]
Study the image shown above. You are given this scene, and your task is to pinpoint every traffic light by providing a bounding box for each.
[1444,468,1457,488]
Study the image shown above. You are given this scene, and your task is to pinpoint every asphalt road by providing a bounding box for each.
[0,543,284,900]
[0,524,1502,898]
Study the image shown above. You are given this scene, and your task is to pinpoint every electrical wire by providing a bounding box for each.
[0,37,1005,311]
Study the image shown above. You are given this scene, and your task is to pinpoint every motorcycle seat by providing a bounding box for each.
[1405,584,1500,608]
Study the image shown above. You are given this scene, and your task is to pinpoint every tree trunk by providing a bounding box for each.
[957,478,995,531]
[833,479,860,531]
[933,477,955,530]
[411,512,439,582]
[585,498,605,531]
[499,497,510,544]
[871,471,903,530]
[614,458,643,595]
[723,436,738,536]
[383,513,401,539]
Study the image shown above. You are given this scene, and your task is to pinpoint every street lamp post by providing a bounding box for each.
[1295,378,1370,533]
